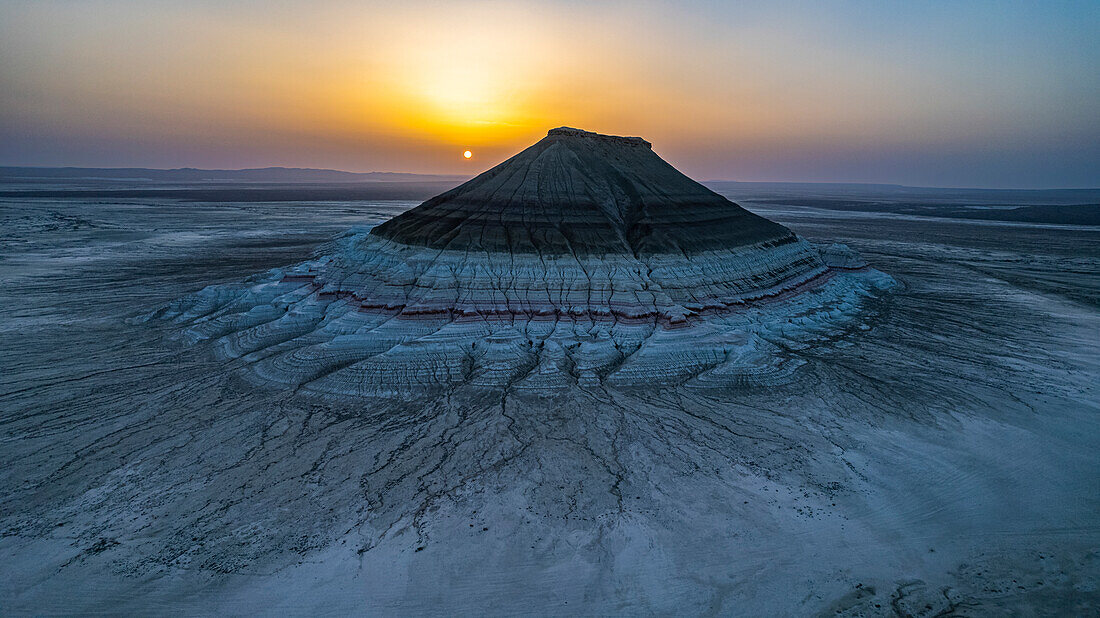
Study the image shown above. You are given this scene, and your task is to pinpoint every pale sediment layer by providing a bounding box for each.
[155,230,894,395]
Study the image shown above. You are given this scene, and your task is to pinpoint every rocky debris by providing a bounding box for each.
[820,243,869,269]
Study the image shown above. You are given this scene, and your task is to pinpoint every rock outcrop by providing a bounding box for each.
[157,128,895,395]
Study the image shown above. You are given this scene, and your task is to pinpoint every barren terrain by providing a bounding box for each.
[1,185,1097,615]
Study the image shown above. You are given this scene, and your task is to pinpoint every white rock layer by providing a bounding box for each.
[157,230,894,395]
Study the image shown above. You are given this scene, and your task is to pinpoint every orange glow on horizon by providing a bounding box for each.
[0,2,1018,173]
[2,1,1096,186]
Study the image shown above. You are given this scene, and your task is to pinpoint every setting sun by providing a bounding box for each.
[463,150,473,159]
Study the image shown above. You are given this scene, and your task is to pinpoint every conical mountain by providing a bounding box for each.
[373,127,794,256]
[162,128,894,394]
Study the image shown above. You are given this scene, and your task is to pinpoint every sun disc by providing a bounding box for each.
[463,150,473,159]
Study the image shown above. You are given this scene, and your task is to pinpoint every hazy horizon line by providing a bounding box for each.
[2,164,1097,192]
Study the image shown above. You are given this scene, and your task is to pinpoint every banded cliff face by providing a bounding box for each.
[372,127,796,256]
[310,127,826,324]
[158,128,895,395]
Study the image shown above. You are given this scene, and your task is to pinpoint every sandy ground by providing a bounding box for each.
[1,192,1098,615]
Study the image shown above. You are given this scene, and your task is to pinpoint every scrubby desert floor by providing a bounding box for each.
[1,186,1098,615]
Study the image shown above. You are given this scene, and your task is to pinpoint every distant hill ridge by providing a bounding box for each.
[0,166,467,183]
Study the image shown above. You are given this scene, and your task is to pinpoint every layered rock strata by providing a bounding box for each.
[157,128,895,394]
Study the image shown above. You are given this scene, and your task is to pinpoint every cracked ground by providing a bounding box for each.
[1,194,1098,614]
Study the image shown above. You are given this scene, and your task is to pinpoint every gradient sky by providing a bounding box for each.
[1,0,1097,187]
